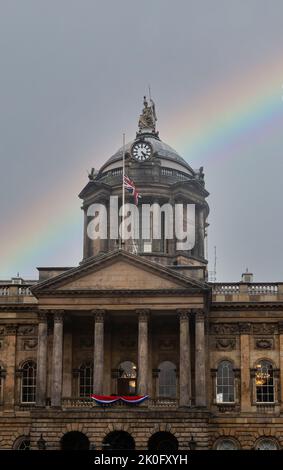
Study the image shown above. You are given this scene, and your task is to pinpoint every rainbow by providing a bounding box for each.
[1,56,283,277]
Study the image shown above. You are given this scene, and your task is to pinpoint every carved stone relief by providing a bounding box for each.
[254,338,274,350]
[210,323,239,335]
[158,338,177,351]
[252,323,277,335]
[18,325,37,336]
[21,339,38,351]
[215,338,236,351]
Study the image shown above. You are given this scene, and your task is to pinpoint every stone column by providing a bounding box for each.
[279,322,283,410]
[62,322,72,398]
[4,324,17,409]
[197,207,205,259]
[51,312,64,407]
[36,311,48,406]
[137,309,150,396]
[195,309,207,407]
[239,322,251,412]
[178,309,191,406]
[93,310,105,395]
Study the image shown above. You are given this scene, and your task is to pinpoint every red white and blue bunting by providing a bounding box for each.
[91,395,149,405]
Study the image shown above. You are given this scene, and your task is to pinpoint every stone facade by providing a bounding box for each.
[1,262,283,450]
[1,102,283,451]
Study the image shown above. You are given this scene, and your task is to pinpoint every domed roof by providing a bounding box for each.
[100,135,193,173]
[99,97,195,176]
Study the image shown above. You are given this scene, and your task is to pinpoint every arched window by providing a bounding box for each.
[255,361,274,403]
[216,361,235,403]
[117,361,137,395]
[214,438,239,450]
[254,438,279,450]
[158,361,176,398]
[14,436,31,450]
[79,362,93,398]
[21,361,36,403]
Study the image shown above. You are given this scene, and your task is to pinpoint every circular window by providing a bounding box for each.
[215,438,238,450]
[255,438,279,450]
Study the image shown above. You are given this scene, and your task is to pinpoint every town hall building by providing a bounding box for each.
[0,98,283,451]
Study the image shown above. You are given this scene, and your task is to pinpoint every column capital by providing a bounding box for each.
[53,311,64,323]
[177,309,191,321]
[92,309,106,322]
[136,309,150,321]
[194,309,205,321]
[5,324,18,335]
[37,310,48,322]
[238,322,251,334]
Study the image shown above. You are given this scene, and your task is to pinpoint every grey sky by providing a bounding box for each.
[0,0,283,281]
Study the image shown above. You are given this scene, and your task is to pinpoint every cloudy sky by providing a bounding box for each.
[0,0,283,282]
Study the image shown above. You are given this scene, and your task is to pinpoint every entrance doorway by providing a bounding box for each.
[117,361,137,395]
[148,432,178,451]
[103,431,135,450]
[61,431,90,450]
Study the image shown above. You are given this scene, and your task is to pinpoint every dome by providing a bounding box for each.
[99,135,194,176]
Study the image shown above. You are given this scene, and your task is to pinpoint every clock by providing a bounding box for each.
[131,140,152,161]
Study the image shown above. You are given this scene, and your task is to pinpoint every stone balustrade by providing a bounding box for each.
[0,283,36,300]
[212,282,282,300]
[61,397,178,410]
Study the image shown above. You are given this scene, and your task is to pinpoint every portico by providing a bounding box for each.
[33,250,209,409]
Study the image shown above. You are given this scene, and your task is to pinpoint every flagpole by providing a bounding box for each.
[121,133,125,248]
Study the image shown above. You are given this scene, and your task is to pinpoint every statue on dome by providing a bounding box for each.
[138,95,157,132]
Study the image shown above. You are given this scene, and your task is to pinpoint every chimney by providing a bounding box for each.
[241,268,253,283]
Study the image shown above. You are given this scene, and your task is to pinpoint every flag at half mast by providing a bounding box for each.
[124,175,141,205]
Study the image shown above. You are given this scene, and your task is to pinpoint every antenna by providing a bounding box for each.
[208,246,217,282]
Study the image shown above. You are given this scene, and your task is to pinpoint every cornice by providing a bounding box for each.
[0,304,38,312]
[211,302,283,311]
[34,288,204,297]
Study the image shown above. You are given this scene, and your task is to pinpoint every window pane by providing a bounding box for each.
[216,361,235,403]
[79,363,93,398]
[158,361,176,398]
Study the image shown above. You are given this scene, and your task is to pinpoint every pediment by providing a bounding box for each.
[32,250,207,294]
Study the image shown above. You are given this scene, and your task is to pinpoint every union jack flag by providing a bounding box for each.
[124,175,141,205]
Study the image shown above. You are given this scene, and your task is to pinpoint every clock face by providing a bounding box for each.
[131,141,152,161]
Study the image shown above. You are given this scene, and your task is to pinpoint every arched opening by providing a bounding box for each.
[13,436,31,450]
[254,437,279,450]
[61,431,90,450]
[148,432,178,452]
[214,437,239,450]
[158,361,177,398]
[103,431,135,450]
[117,361,137,395]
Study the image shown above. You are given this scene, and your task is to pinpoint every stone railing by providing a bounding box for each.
[0,284,36,297]
[148,398,178,408]
[62,397,178,409]
[212,283,280,296]
[0,287,10,296]
[248,284,278,295]
[212,284,240,294]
